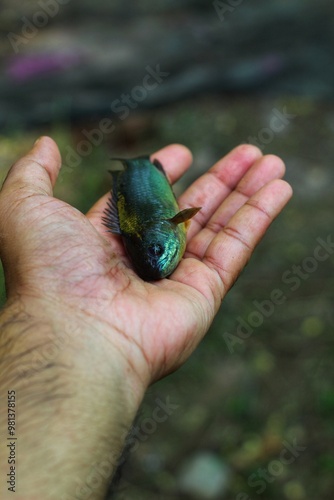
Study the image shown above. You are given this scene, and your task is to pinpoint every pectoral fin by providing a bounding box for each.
[169,207,201,227]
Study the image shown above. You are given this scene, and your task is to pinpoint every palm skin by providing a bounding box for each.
[0,137,292,388]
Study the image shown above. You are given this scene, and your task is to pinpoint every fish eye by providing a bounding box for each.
[147,243,164,258]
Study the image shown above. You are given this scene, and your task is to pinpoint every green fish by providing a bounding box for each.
[102,156,200,281]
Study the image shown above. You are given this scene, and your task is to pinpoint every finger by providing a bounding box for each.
[178,144,263,238]
[1,136,62,198]
[203,179,293,293]
[86,144,193,238]
[186,154,286,258]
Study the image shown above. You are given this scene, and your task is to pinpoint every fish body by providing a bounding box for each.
[102,156,200,280]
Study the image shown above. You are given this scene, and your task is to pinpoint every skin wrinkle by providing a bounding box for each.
[184,165,250,238]
[235,156,285,197]
[48,245,96,268]
[182,248,198,260]
[16,364,73,386]
[8,277,55,302]
[19,248,111,295]
[68,277,110,302]
[73,289,112,315]
[176,261,216,311]
[25,200,73,226]
[0,204,68,258]
[12,203,81,242]
[143,316,168,377]
[10,378,72,403]
[0,309,30,329]
[208,168,236,191]
[188,173,232,232]
[188,265,222,314]
[115,315,151,377]
[1,340,52,363]
[151,279,211,358]
[0,312,48,340]
[36,217,87,240]
[205,165,280,236]
[205,221,225,238]
[31,234,104,261]
[204,252,236,294]
[104,259,133,292]
[4,179,50,201]
[190,156,285,240]
[222,224,253,252]
[245,196,273,220]
[48,261,129,309]
[201,267,224,312]
[235,182,256,199]
[9,158,55,189]
[158,261,220,313]
[180,295,207,337]
[233,185,251,202]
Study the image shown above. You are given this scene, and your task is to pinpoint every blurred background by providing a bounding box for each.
[1,0,334,499]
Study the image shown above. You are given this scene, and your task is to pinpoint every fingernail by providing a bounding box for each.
[34,136,42,146]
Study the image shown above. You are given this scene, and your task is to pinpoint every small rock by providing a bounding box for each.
[178,452,230,499]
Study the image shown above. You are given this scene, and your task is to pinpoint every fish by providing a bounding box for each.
[102,156,200,281]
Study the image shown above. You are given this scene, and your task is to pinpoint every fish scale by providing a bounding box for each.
[102,156,200,280]
[118,158,178,222]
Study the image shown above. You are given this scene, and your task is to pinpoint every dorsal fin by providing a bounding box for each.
[110,156,152,171]
[152,158,168,178]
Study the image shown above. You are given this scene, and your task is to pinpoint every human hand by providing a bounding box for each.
[0,137,292,389]
[0,137,292,499]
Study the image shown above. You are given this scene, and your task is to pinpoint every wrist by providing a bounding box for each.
[0,297,146,499]
[1,294,148,402]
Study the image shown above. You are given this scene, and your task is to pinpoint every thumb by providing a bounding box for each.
[1,136,62,199]
[0,137,62,296]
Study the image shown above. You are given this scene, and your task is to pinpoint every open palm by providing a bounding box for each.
[0,137,292,385]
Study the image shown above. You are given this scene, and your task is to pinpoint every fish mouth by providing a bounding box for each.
[133,251,179,281]
[133,263,169,281]
[123,234,181,281]
[147,246,179,279]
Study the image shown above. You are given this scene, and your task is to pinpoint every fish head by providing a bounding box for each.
[124,220,186,280]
